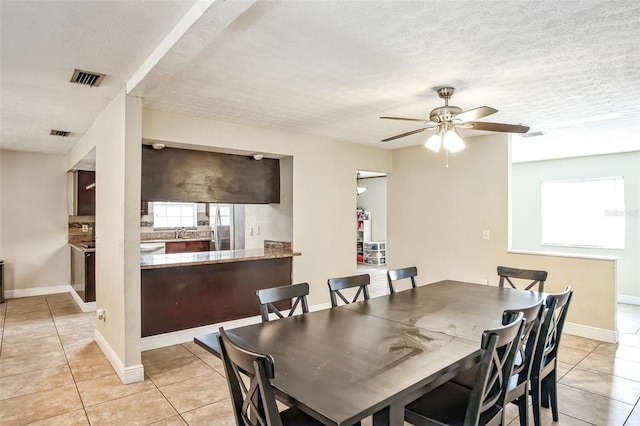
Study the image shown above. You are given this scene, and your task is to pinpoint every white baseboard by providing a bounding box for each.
[94,329,144,384]
[4,285,69,299]
[141,303,334,351]
[564,322,618,343]
[618,295,640,305]
[69,286,96,312]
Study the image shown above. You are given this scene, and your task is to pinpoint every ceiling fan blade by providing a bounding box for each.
[468,121,530,133]
[381,127,433,142]
[454,106,498,123]
[380,116,432,123]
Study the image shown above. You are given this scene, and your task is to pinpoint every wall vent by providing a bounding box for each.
[50,129,71,137]
[70,69,105,87]
[520,131,545,138]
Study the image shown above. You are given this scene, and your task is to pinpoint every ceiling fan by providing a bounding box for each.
[380,86,529,153]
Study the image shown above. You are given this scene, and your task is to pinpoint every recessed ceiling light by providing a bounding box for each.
[70,69,106,87]
[50,129,71,137]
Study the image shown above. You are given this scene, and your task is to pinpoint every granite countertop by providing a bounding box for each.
[69,242,96,253]
[140,247,300,270]
[142,238,211,244]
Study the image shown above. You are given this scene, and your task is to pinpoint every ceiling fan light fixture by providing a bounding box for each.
[425,133,442,152]
[443,129,465,153]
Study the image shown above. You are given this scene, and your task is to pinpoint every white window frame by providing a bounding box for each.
[540,176,625,249]
[153,202,197,229]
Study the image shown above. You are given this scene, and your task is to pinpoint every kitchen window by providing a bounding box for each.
[541,177,625,249]
[153,202,197,228]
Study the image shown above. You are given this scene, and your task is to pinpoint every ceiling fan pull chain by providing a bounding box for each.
[445,149,449,168]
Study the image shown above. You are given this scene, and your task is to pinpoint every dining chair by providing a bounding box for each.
[217,327,325,426]
[451,301,544,426]
[530,287,573,426]
[256,282,310,322]
[404,312,525,426]
[497,266,548,292]
[327,274,370,307]
[387,266,418,294]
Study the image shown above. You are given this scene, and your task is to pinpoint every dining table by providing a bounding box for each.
[195,280,546,426]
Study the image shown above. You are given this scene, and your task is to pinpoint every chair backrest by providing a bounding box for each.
[327,274,370,307]
[465,312,525,425]
[497,266,548,292]
[531,287,573,380]
[256,282,310,322]
[217,327,283,426]
[502,300,544,387]
[387,266,418,294]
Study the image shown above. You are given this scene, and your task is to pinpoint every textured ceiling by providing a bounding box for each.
[1,1,639,163]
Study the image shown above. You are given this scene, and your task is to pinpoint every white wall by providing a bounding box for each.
[357,176,387,242]
[143,109,392,305]
[389,134,617,336]
[0,150,70,295]
[511,152,640,302]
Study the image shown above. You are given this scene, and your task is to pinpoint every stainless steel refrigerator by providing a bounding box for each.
[209,203,245,251]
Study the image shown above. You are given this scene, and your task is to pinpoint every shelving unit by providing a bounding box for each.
[356,209,371,263]
[363,241,386,265]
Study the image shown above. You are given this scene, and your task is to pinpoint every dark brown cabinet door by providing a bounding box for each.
[85,251,96,302]
[165,240,210,253]
[77,170,96,216]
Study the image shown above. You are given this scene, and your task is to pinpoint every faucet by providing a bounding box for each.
[176,227,186,239]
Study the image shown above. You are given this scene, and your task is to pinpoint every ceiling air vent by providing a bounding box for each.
[50,129,71,137]
[70,69,105,87]
[520,131,545,138]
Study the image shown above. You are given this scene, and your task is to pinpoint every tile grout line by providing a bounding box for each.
[47,294,92,425]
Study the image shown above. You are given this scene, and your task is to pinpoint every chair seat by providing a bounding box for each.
[280,406,326,425]
[405,382,502,426]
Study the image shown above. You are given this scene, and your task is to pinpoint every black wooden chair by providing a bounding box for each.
[502,301,545,426]
[387,266,418,294]
[217,327,324,426]
[497,266,548,292]
[530,287,573,426]
[327,274,370,307]
[451,301,544,426]
[256,282,310,322]
[404,313,525,426]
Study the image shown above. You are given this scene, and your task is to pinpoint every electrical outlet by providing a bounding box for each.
[96,308,106,322]
[482,230,490,240]
[82,224,89,232]
[481,279,488,285]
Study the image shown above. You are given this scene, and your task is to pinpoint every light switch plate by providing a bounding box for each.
[482,230,490,240]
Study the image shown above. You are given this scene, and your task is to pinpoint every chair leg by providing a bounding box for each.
[516,394,529,426]
[540,376,550,409]
[530,379,542,426]
[547,370,559,421]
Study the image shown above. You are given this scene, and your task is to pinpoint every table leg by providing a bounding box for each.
[372,403,404,426]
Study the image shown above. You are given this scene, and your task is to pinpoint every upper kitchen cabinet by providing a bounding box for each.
[141,146,280,204]
[76,170,95,216]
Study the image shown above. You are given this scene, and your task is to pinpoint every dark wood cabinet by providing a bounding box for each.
[71,246,95,303]
[165,240,210,253]
[77,170,95,216]
[141,201,148,216]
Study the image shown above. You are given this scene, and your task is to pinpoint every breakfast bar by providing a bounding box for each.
[140,242,299,337]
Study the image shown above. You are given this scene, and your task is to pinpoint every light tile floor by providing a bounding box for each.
[0,289,638,425]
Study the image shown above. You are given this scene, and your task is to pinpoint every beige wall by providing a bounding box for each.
[244,157,294,249]
[143,109,392,305]
[68,89,143,381]
[0,150,70,294]
[389,134,616,333]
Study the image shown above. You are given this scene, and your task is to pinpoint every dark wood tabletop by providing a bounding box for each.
[195,280,546,426]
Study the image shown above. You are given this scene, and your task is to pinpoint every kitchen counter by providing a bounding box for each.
[141,237,211,244]
[140,247,299,270]
[69,242,96,253]
[140,241,299,337]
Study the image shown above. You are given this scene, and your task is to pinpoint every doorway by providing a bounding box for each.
[356,170,388,297]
